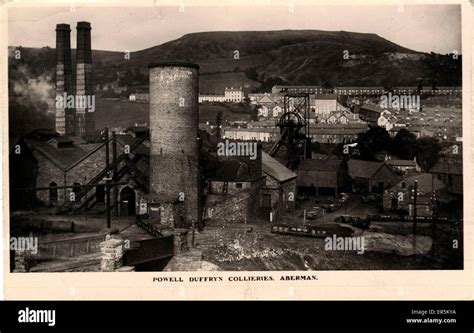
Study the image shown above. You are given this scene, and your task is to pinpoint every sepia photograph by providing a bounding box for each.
[7,3,464,274]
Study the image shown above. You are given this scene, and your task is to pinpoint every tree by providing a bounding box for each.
[414,137,441,171]
[214,110,223,138]
[391,129,417,159]
[250,105,260,121]
[356,126,392,161]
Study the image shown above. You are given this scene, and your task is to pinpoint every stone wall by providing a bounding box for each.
[205,190,252,224]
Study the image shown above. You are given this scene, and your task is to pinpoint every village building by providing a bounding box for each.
[199,94,226,103]
[297,158,349,196]
[10,130,150,216]
[272,85,324,94]
[347,159,399,193]
[223,128,277,142]
[308,124,368,144]
[224,87,244,102]
[310,94,342,116]
[429,158,463,197]
[358,104,386,124]
[260,152,297,220]
[383,173,448,216]
[384,157,421,175]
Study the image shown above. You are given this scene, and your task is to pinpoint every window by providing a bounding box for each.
[49,182,58,203]
[236,183,243,189]
[73,182,81,194]
[96,185,105,203]
[401,182,407,189]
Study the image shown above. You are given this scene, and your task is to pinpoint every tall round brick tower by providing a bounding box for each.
[148,62,200,226]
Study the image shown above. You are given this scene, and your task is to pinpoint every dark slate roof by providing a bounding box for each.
[429,159,463,175]
[115,135,149,156]
[314,94,337,100]
[32,142,102,171]
[385,159,417,167]
[298,158,343,172]
[49,136,74,144]
[125,126,148,134]
[392,173,446,193]
[262,152,296,183]
[30,129,59,137]
[348,159,383,179]
[360,104,384,113]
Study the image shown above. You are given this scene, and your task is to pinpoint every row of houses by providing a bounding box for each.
[223,123,369,144]
[199,87,244,103]
[272,85,462,96]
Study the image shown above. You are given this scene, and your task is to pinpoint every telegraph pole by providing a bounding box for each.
[112,131,118,217]
[412,180,418,254]
[102,127,111,229]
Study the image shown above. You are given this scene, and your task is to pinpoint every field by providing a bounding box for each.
[94,98,252,130]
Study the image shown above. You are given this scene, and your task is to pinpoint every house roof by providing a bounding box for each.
[30,129,60,137]
[258,95,276,104]
[385,159,417,167]
[262,152,296,183]
[391,173,446,193]
[32,142,102,171]
[314,94,337,100]
[360,104,386,113]
[115,134,149,156]
[298,158,343,172]
[348,159,383,179]
[125,126,148,134]
[429,159,463,175]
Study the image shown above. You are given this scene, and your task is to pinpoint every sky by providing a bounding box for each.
[8,4,462,54]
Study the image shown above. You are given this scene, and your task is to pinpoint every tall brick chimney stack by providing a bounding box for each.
[55,24,74,135]
[75,21,95,136]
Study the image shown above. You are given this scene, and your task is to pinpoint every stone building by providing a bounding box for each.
[18,131,149,216]
[297,158,349,196]
[347,159,399,193]
[383,173,448,215]
[260,152,297,221]
[224,87,244,102]
[203,158,266,224]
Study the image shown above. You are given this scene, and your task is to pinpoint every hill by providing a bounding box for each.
[9,30,462,93]
[8,30,462,136]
